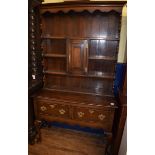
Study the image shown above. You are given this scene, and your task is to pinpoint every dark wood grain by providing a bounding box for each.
[43,75,114,96]
[41,8,120,95]
[30,2,125,152]
[42,38,66,54]
[44,57,67,72]
[41,10,120,39]
[33,89,117,132]
[68,40,88,74]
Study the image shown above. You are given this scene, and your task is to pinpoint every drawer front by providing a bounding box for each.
[34,98,115,131]
[37,99,70,118]
[73,107,114,123]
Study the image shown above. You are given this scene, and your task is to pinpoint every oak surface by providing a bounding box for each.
[31,2,125,150]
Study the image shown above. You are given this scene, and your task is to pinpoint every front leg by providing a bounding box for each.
[34,120,42,143]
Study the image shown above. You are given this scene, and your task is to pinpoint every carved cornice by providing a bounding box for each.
[40,2,125,14]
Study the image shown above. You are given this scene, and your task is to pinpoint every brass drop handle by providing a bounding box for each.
[78,112,84,118]
[50,104,55,109]
[59,109,66,115]
[89,109,94,114]
[40,106,47,111]
[98,114,106,120]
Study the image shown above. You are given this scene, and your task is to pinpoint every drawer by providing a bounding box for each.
[73,107,115,123]
[37,99,70,119]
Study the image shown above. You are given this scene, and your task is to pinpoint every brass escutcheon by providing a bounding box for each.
[50,104,55,109]
[78,112,84,118]
[40,106,47,111]
[98,114,106,120]
[59,109,66,115]
[89,109,94,114]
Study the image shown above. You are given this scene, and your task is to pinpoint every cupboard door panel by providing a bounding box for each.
[69,40,88,74]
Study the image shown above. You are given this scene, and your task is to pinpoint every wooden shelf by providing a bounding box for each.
[41,35,66,39]
[88,71,115,79]
[89,56,117,61]
[41,35,119,41]
[69,37,119,41]
[43,54,67,58]
[90,37,119,41]
[44,70,114,79]
[43,88,114,97]
[44,71,67,75]
[67,73,114,79]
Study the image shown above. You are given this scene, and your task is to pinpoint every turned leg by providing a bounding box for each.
[34,120,42,143]
[28,126,37,145]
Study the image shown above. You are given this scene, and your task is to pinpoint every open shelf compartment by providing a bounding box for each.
[42,38,66,55]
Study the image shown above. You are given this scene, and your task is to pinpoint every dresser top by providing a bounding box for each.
[34,89,117,108]
[40,1,126,14]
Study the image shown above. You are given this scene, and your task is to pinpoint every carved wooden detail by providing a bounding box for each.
[40,2,125,14]
[29,7,43,84]
[28,0,42,145]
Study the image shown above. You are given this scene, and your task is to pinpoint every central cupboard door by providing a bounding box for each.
[68,40,88,74]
